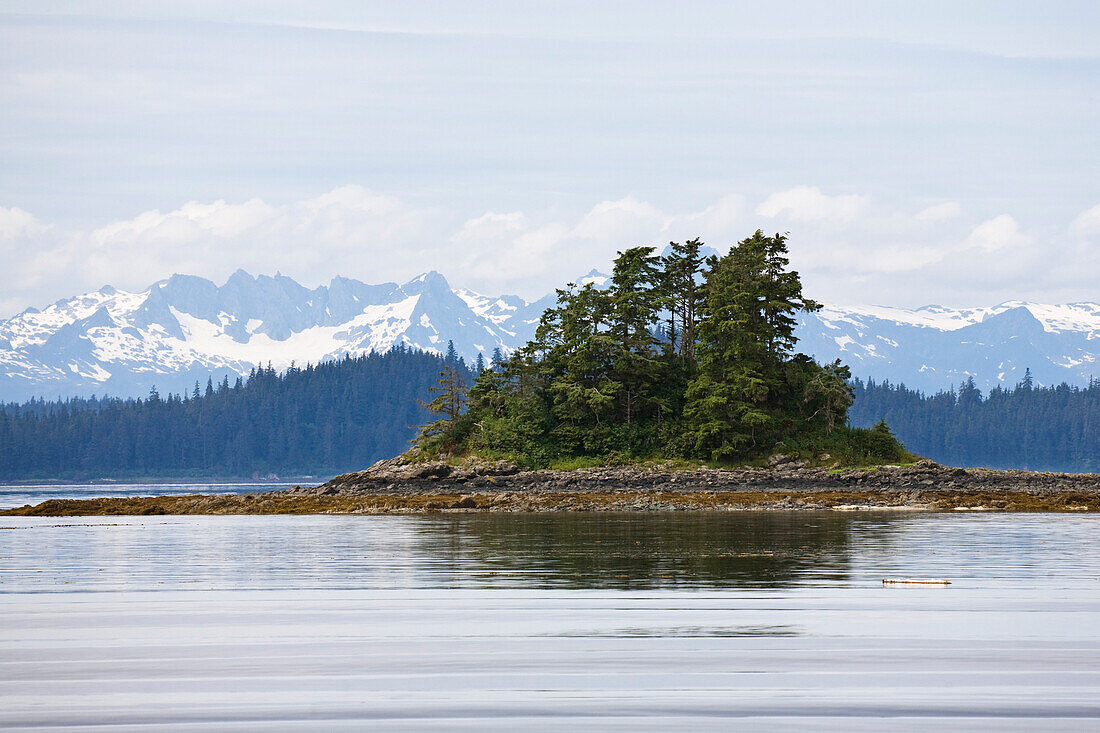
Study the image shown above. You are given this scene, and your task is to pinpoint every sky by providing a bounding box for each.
[0,1,1097,316]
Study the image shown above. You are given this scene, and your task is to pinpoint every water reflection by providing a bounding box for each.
[416,512,863,589]
[0,512,912,593]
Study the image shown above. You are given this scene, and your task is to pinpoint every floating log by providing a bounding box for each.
[882,578,951,585]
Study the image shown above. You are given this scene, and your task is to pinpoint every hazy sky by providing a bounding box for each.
[1,1,1097,316]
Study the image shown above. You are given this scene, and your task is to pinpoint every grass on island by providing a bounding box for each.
[415,421,919,474]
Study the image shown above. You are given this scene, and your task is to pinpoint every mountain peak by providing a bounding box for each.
[402,271,451,294]
[579,269,610,287]
[226,268,255,284]
[408,270,447,283]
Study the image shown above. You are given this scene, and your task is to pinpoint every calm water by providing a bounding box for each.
[2,506,1100,730]
[0,481,307,510]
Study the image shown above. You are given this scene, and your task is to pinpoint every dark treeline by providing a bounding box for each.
[849,374,1100,473]
[0,346,471,480]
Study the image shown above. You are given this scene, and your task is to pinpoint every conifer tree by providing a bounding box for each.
[607,247,663,425]
[802,359,854,434]
[661,238,705,359]
[684,231,820,458]
[416,364,469,447]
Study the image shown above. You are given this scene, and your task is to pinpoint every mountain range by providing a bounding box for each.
[1,268,1097,402]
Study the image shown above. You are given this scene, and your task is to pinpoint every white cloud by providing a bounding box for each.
[756,186,868,225]
[571,196,667,242]
[1,188,1098,318]
[0,187,439,314]
[963,215,1030,253]
[1069,203,1100,237]
[0,206,49,241]
[668,195,744,238]
[451,211,526,243]
[915,201,961,222]
[90,198,277,245]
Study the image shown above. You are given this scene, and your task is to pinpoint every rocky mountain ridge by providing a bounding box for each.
[1,267,1097,401]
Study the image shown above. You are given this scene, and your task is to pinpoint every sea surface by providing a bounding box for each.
[0,481,307,511]
[2,485,1099,730]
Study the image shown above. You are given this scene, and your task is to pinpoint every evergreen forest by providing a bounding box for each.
[0,347,468,480]
[849,375,1099,473]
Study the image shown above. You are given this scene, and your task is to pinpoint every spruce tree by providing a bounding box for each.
[684,231,820,458]
[661,238,705,359]
[607,247,663,426]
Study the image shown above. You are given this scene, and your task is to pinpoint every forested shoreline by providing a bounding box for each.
[1,353,1095,480]
[849,376,1099,473]
[0,347,465,480]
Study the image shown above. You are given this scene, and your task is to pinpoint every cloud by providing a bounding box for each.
[963,215,1030,253]
[756,186,868,225]
[915,202,961,222]
[90,198,277,245]
[571,196,667,242]
[1,187,1098,318]
[667,195,745,238]
[450,195,744,295]
[0,187,440,314]
[1069,203,1100,237]
[450,211,526,244]
[0,206,49,241]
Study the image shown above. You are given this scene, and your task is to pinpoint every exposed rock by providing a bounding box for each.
[6,461,1100,516]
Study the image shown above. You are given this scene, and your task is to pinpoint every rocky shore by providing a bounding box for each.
[4,456,1100,516]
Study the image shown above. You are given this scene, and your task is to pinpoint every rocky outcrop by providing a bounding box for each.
[333,454,521,483]
[299,458,1100,500]
[6,459,1099,516]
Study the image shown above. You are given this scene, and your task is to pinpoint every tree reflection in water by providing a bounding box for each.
[413,512,883,589]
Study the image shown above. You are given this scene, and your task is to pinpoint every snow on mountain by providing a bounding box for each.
[577,269,611,288]
[2,267,1097,402]
[796,301,1100,392]
[0,271,528,402]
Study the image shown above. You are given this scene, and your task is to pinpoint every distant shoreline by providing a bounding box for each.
[0,477,327,486]
[4,461,1099,516]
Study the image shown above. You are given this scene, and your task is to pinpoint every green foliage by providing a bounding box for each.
[0,347,465,479]
[417,231,906,467]
[682,231,821,459]
[661,237,705,359]
[850,377,1100,472]
[415,364,469,452]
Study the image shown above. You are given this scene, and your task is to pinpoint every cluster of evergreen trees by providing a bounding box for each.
[421,232,907,466]
[850,374,1099,473]
[0,347,468,480]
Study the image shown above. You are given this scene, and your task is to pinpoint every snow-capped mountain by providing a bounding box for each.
[0,270,553,403]
[1,267,1097,402]
[795,302,1100,392]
